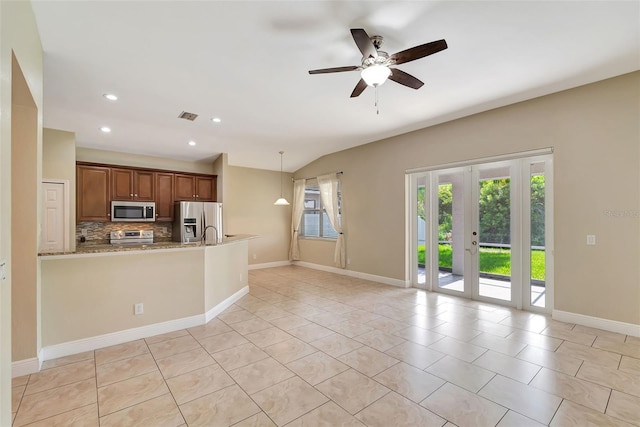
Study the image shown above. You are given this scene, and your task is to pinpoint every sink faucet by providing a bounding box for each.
[201,225,218,245]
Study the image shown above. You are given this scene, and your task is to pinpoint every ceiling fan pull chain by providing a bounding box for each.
[375,85,380,115]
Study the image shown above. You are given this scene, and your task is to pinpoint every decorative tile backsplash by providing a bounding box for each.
[76,221,173,245]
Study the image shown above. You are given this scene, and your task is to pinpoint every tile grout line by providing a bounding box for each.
[144,335,189,426]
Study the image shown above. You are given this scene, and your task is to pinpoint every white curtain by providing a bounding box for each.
[317,173,345,268]
[289,178,306,260]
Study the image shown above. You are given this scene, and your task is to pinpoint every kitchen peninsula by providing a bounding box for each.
[38,235,256,361]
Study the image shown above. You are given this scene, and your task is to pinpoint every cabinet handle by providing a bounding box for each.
[130,193,133,197]
[134,194,138,197]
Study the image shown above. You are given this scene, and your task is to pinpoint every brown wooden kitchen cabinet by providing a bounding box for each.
[111,168,154,201]
[155,172,174,221]
[174,174,216,201]
[174,174,196,201]
[77,165,111,221]
[76,162,216,223]
[195,176,216,201]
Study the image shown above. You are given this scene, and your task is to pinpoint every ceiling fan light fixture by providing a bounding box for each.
[361,64,391,87]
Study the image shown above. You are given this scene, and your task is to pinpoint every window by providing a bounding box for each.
[300,179,341,239]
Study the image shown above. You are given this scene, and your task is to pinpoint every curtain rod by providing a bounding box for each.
[292,171,343,182]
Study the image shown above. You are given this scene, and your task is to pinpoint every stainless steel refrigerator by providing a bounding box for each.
[173,201,223,244]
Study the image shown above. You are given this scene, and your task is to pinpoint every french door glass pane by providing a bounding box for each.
[417,176,427,285]
[438,173,464,292]
[478,169,512,301]
[531,163,546,307]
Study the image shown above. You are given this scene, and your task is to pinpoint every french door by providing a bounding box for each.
[410,153,553,313]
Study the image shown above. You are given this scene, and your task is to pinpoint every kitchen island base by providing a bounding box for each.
[38,240,250,365]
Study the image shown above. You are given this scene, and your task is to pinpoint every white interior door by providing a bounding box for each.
[41,181,66,252]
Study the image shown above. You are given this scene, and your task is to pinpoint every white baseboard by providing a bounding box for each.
[41,315,204,362]
[292,261,409,288]
[249,261,291,270]
[553,310,640,337]
[12,357,40,378]
[41,285,250,362]
[205,286,249,322]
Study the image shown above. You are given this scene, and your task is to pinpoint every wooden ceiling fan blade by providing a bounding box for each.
[350,79,368,98]
[389,69,424,89]
[309,66,359,74]
[390,39,447,65]
[351,28,378,59]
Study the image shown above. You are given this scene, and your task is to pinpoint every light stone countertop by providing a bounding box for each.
[39,234,258,257]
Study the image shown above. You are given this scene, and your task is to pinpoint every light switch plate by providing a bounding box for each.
[587,235,596,245]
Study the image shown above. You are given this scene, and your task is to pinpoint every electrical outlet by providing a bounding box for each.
[587,235,596,245]
[134,303,144,315]
[252,253,257,260]
[81,228,88,236]
[161,227,167,234]
[239,273,243,282]
[347,258,351,265]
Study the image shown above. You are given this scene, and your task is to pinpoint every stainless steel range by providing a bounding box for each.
[110,230,154,245]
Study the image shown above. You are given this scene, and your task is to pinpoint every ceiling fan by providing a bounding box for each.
[309,28,447,98]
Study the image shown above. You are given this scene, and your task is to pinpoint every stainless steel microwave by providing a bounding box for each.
[111,201,156,222]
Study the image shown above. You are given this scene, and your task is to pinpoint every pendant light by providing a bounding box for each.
[274,151,290,206]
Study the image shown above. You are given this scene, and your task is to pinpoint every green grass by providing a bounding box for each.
[417,244,546,281]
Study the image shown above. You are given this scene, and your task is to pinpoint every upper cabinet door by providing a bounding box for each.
[155,172,174,221]
[77,165,111,221]
[111,168,134,200]
[196,176,216,201]
[134,171,155,201]
[174,174,196,201]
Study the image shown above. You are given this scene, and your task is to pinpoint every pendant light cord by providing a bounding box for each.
[279,151,284,197]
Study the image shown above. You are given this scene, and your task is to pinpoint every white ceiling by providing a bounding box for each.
[31,1,639,172]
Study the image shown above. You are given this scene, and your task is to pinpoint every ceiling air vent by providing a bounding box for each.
[178,111,198,121]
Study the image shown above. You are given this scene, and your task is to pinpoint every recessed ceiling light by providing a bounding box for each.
[211,117,221,123]
[100,126,111,133]
[188,140,196,146]
[103,93,118,101]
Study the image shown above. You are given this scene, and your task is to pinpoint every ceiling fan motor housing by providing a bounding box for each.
[370,35,384,50]
[362,51,392,68]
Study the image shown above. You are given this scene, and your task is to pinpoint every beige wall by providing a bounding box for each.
[43,128,76,251]
[76,147,215,174]
[0,0,43,420]
[212,153,227,203]
[295,72,640,326]
[41,250,205,346]
[11,94,39,363]
[204,240,248,312]
[225,165,292,265]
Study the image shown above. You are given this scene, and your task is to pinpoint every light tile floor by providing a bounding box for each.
[11,266,640,426]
